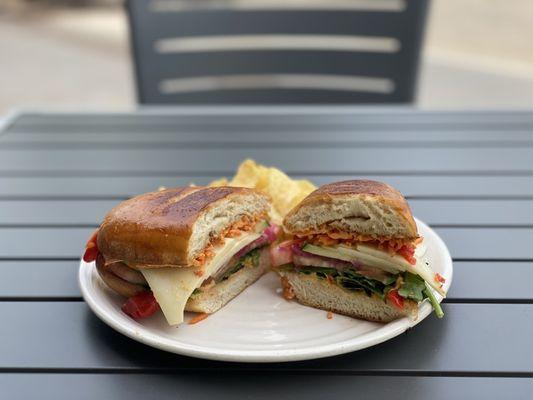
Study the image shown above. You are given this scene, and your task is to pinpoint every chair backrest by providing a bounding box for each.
[127,0,429,104]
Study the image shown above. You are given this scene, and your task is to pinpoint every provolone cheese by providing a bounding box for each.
[141,232,260,326]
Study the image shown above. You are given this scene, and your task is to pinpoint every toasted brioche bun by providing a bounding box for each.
[186,247,270,313]
[283,180,417,240]
[278,270,418,322]
[97,186,269,268]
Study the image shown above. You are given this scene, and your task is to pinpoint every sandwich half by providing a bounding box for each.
[83,186,279,326]
[271,180,445,322]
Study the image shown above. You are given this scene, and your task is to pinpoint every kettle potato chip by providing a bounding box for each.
[209,159,316,223]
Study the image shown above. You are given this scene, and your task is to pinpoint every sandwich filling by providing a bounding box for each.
[192,214,266,267]
[302,231,419,265]
[85,220,279,325]
[271,237,445,318]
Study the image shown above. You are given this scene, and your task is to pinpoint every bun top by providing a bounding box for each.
[97,186,270,268]
[283,180,417,240]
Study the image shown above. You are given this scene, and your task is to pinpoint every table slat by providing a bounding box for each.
[1,374,531,400]
[1,148,533,173]
[0,261,529,302]
[0,261,80,299]
[4,129,533,145]
[1,302,532,373]
[2,175,533,199]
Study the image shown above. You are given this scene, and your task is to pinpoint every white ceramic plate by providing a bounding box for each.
[79,218,452,362]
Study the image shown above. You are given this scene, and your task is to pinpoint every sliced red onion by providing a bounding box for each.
[293,254,353,270]
[291,244,362,268]
[292,252,357,271]
[263,224,281,242]
[291,244,392,283]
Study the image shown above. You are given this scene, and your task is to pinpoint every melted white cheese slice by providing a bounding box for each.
[141,232,260,326]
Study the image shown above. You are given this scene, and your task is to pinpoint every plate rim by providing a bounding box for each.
[79,217,453,363]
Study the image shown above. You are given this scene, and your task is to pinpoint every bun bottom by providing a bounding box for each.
[277,270,418,323]
[186,247,270,313]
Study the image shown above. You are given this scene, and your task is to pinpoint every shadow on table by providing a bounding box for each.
[83,305,450,373]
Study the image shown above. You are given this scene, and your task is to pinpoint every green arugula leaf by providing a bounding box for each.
[275,263,296,272]
[221,248,261,281]
[336,269,386,298]
[398,272,426,302]
[298,266,338,277]
[294,266,395,298]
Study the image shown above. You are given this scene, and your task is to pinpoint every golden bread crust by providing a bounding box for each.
[97,186,267,268]
[283,179,417,239]
[277,270,418,322]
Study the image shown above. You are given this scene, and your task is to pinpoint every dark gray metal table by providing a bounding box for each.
[1,107,533,399]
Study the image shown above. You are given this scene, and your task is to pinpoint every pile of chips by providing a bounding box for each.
[209,159,316,223]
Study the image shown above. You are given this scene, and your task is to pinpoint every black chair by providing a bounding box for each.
[126,0,429,104]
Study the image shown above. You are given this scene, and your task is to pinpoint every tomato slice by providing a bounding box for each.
[121,292,159,320]
[83,229,99,262]
[83,244,99,263]
[387,289,405,310]
[398,245,416,265]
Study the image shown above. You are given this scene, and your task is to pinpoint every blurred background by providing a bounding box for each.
[1,0,532,114]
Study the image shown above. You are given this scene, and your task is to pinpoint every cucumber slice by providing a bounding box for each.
[336,246,403,274]
[303,244,401,274]
[302,244,354,262]
[356,243,412,269]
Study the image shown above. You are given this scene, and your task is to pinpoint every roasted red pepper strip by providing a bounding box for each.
[83,229,99,262]
[387,289,405,310]
[397,245,417,265]
[121,292,159,320]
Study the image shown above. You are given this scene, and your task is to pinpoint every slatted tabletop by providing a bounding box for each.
[2,107,533,399]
